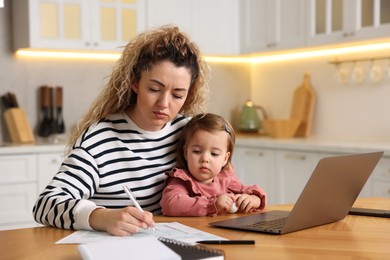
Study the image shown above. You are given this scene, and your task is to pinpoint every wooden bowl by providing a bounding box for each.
[263,119,301,138]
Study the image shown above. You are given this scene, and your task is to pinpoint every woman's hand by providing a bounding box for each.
[89,207,156,236]
[216,193,236,214]
[235,194,261,213]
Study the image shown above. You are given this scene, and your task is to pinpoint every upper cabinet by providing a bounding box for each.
[306,0,390,46]
[12,0,146,51]
[240,0,306,54]
[11,0,390,55]
[146,0,239,55]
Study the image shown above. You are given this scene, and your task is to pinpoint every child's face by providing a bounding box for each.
[184,129,230,184]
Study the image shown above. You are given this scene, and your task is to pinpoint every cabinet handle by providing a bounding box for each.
[85,42,90,46]
[94,42,98,47]
[284,153,306,160]
[343,32,355,37]
[245,150,264,157]
[266,43,276,48]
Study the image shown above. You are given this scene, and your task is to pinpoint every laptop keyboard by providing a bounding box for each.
[244,217,288,229]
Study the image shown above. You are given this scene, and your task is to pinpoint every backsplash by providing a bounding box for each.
[251,50,390,139]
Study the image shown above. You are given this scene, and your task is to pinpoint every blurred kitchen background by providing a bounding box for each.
[0,0,389,141]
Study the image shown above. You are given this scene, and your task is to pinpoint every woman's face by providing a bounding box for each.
[129,61,191,131]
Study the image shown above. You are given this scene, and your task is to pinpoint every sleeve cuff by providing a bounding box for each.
[74,200,104,230]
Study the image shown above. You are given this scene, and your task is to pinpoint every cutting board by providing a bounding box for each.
[290,73,316,137]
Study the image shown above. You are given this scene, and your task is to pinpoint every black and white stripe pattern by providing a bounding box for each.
[33,113,189,230]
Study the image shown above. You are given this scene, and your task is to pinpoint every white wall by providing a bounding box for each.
[251,50,390,139]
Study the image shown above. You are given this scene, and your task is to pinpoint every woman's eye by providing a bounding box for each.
[172,94,184,99]
[149,88,160,92]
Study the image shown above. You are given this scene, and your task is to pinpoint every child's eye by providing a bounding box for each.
[192,150,201,154]
[211,153,220,157]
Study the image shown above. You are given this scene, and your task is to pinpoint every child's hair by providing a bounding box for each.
[176,113,236,170]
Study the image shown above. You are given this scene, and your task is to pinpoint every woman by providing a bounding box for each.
[33,25,209,236]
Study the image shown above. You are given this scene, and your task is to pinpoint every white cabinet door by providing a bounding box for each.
[240,0,305,54]
[232,146,277,204]
[190,0,239,55]
[13,0,88,50]
[0,154,38,229]
[12,0,145,51]
[0,183,38,230]
[90,0,146,51]
[306,0,390,46]
[0,154,37,183]
[370,156,390,198]
[146,0,239,55]
[275,150,321,204]
[37,153,64,193]
[146,0,191,31]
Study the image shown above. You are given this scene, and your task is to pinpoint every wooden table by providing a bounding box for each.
[1,197,389,259]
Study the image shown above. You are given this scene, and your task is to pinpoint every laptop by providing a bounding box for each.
[210,151,383,235]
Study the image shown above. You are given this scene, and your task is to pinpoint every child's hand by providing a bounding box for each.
[235,194,261,213]
[216,193,236,214]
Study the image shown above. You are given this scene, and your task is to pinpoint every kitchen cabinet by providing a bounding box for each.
[370,156,390,197]
[232,147,277,204]
[146,0,239,55]
[240,0,306,54]
[37,152,64,193]
[0,145,65,230]
[274,150,322,204]
[233,137,389,205]
[0,154,38,230]
[12,0,146,51]
[306,0,390,46]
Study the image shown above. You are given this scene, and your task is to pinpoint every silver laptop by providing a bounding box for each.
[210,152,383,235]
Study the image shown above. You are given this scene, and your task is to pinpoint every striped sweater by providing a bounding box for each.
[33,113,189,231]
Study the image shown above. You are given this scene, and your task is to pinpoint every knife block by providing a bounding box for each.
[3,108,35,143]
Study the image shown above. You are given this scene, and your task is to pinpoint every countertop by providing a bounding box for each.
[235,134,390,155]
[0,137,66,155]
[1,134,390,156]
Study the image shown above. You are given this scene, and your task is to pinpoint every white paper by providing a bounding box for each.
[56,222,226,245]
[77,236,180,260]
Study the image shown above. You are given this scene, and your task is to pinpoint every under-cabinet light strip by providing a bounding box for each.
[15,42,390,63]
[16,50,120,60]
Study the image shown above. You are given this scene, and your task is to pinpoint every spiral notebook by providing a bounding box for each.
[78,236,224,260]
[158,237,224,260]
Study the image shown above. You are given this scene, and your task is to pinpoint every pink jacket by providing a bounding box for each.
[161,168,266,216]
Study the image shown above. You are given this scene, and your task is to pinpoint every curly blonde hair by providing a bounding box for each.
[67,25,209,152]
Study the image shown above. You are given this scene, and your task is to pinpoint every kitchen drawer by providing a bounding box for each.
[0,183,38,227]
[372,157,390,181]
[371,180,390,198]
[37,153,64,192]
[0,154,37,184]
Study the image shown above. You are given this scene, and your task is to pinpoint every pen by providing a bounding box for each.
[122,185,156,232]
[196,240,255,245]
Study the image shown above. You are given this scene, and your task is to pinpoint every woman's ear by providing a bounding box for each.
[131,83,138,94]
